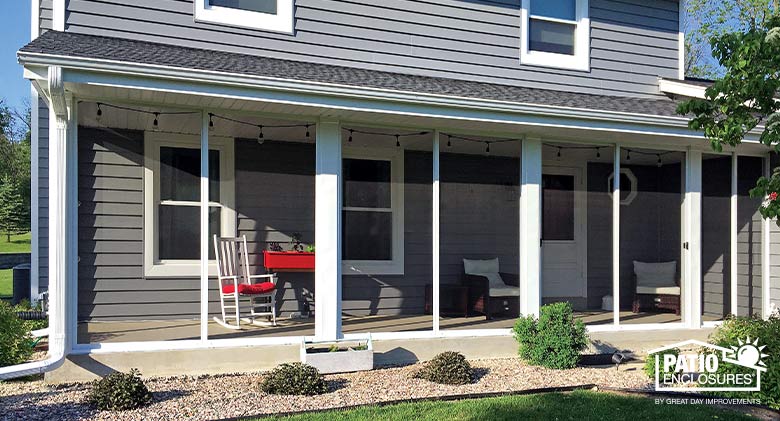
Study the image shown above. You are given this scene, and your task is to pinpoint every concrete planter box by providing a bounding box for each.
[300,335,373,374]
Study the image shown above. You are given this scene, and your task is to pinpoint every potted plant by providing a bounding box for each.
[300,335,373,374]
[263,233,315,271]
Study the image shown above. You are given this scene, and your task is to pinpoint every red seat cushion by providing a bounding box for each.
[222,282,275,295]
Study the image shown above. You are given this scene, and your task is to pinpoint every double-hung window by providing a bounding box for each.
[195,0,294,33]
[341,150,404,275]
[144,133,236,277]
[520,0,590,71]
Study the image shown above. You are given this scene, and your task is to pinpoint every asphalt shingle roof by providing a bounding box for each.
[20,31,683,118]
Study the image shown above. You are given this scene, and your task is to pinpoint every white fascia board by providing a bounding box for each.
[19,52,706,135]
[659,78,708,99]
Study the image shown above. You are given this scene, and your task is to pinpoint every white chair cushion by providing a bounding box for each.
[463,259,507,290]
[637,286,681,295]
[633,261,677,288]
[489,286,521,297]
[463,258,500,275]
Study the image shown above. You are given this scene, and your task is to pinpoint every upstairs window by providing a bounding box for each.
[195,0,294,34]
[520,0,590,71]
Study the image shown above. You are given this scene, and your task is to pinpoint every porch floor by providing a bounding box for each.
[78,310,686,343]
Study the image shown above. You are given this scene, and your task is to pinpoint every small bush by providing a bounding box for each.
[414,351,473,385]
[512,302,589,369]
[260,363,328,396]
[86,369,152,411]
[643,348,680,380]
[707,315,780,409]
[0,301,34,367]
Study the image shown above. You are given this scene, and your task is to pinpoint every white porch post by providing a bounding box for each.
[432,130,440,332]
[47,67,75,353]
[520,137,542,317]
[762,155,772,319]
[200,112,210,341]
[730,153,738,316]
[315,120,342,340]
[685,149,703,328]
[612,146,620,326]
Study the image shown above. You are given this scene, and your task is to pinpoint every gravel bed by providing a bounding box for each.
[0,358,651,421]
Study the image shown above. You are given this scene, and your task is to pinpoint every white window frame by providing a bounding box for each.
[341,148,405,276]
[607,168,638,205]
[144,132,236,278]
[194,0,294,34]
[520,0,590,71]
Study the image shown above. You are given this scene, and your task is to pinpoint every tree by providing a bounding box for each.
[677,15,780,223]
[684,0,778,78]
[0,175,29,241]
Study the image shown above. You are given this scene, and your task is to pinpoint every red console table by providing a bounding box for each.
[263,250,315,272]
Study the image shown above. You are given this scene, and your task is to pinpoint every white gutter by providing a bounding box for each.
[17,51,693,130]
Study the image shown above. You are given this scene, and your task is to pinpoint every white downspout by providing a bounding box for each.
[0,67,71,380]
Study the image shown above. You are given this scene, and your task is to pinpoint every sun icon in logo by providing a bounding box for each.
[730,337,769,368]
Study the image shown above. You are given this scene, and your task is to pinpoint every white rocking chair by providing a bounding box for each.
[213,235,278,330]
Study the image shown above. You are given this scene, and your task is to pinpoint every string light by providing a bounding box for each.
[396,135,401,148]
[96,103,102,122]
[446,134,452,148]
[485,142,490,154]
[341,128,430,147]
[657,154,663,167]
[305,125,311,138]
[152,112,160,129]
[596,147,601,159]
[208,113,215,132]
[348,129,354,142]
[557,147,562,160]
[257,125,265,145]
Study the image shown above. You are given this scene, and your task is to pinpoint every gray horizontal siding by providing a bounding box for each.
[62,0,679,98]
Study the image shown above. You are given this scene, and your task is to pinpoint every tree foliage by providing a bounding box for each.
[685,0,778,78]
[0,99,31,240]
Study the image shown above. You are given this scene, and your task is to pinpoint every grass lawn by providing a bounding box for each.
[0,269,11,299]
[0,232,31,254]
[266,391,754,421]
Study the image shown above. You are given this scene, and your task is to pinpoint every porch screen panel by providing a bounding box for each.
[340,129,434,334]
[619,149,684,325]
[701,154,732,321]
[439,136,521,331]
[541,143,614,326]
[737,156,764,317]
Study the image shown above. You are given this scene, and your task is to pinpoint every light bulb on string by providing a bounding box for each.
[305,125,310,138]
[557,147,562,160]
[96,103,102,122]
[348,129,353,142]
[257,125,265,145]
[208,114,215,132]
[447,135,452,148]
[485,142,490,155]
[152,112,160,131]
[396,135,400,148]
[596,147,601,159]
[657,154,663,167]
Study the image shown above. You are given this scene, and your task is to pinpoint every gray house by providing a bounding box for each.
[4,0,778,381]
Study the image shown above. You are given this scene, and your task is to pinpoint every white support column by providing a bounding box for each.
[47,67,72,354]
[685,149,703,328]
[315,120,342,340]
[612,146,621,326]
[432,131,440,332]
[520,137,542,317]
[762,155,772,319]
[66,96,78,345]
[200,112,210,341]
[30,85,39,302]
[730,153,738,316]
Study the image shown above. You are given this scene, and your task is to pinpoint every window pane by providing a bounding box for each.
[343,211,392,260]
[343,158,391,208]
[159,205,220,260]
[531,0,575,21]
[160,147,220,202]
[542,174,574,240]
[529,19,576,55]
[209,0,277,14]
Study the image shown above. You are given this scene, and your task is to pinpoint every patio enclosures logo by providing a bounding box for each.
[649,338,768,392]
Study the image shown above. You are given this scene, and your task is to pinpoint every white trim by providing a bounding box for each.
[341,147,405,275]
[30,85,39,302]
[612,145,620,325]
[520,0,590,71]
[659,78,708,99]
[67,95,78,349]
[31,0,39,39]
[607,167,638,205]
[315,120,342,340]
[685,149,702,328]
[143,132,236,278]
[200,112,209,341]
[678,0,686,80]
[730,152,738,316]
[432,130,440,332]
[52,0,64,31]
[762,155,772,319]
[194,0,294,34]
[520,137,541,316]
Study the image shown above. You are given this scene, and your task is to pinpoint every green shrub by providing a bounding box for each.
[414,351,473,385]
[86,369,152,411]
[707,315,780,409]
[512,302,589,369]
[643,348,680,380]
[0,301,34,367]
[260,363,328,396]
